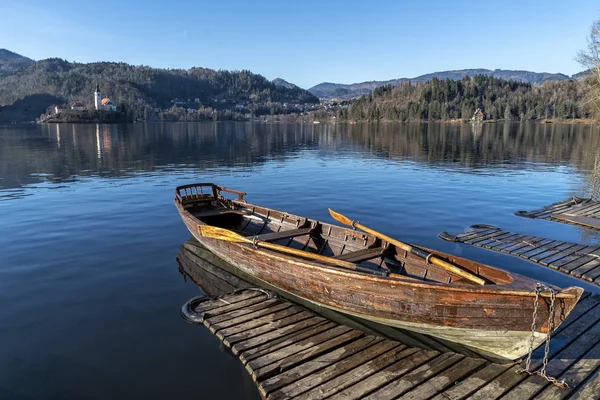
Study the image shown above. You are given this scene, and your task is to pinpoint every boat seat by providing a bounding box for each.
[193,208,250,218]
[252,228,313,242]
[335,247,389,263]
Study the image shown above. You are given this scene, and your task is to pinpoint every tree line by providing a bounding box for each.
[0,59,319,122]
[336,75,586,122]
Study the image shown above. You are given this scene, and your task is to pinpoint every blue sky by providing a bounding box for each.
[1,1,598,88]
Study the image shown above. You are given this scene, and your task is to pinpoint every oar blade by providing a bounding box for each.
[198,225,247,243]
[328,208,353,226]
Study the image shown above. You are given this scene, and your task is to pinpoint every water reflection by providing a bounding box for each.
[2,122,600,195]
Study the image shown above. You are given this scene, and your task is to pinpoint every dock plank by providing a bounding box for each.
[516,197,600,230]
[439,226,600,285]
[398,357,487,400]
[258,336,382,397]
[251,329,364,381]
[231,317,329,355]
[298,346,426,400]
[363,353,465,400]
[270,341,404,400]
[223,311,315,347]
[430,363,513,400]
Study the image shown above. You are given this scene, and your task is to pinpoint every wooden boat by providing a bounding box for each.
[174,183,584,360]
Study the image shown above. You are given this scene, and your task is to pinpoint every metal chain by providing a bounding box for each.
[516,283,568,388]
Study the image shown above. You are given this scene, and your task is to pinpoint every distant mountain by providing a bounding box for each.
[272,78,298,89]
[0,49,35,75]
[309,69,572,99]
[0,55,319,122]
[572,69,592,81]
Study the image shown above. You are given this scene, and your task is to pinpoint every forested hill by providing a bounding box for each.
[309,69,571,99]
[343,75,584,122]
[0,49,35,76]
[0,58,318,122]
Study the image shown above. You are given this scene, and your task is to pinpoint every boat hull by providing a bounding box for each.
[176,205,578,360]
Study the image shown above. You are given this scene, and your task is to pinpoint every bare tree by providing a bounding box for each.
[576,20,600,118]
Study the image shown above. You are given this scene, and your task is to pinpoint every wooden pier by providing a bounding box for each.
[516,197,600,230]
[178,240,600,400]
[439,225,600,285]
[183,288,600,400]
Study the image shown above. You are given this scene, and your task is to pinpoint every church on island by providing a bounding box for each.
[94,85,117,112]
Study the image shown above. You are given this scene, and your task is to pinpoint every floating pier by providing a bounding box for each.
[516,197,600,230]
[178,240,600,400]
[439,225,600,285]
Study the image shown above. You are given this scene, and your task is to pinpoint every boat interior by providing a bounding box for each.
[176,184,513,286]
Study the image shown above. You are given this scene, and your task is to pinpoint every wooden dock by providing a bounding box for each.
[178,240,600,400]
[439,225,600,285]
[183,288,600,400]
[516,197,600,230]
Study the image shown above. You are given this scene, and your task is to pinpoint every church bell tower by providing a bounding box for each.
[94,84,101,110]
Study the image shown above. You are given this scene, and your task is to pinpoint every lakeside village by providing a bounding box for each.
[39,84,492,124]
[39,84,340,124]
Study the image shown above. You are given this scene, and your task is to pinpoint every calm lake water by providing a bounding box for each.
[2,121,600,399]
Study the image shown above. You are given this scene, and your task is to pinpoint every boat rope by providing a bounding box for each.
[516,283,568,388]
[351,220,359,230]
[252,236,260,248]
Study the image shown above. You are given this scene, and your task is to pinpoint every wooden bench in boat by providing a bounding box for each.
[334,247,391,263]
[252,228,314,243]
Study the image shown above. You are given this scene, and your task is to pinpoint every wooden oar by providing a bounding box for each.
[328,209,487,285]
[198,225,405,278]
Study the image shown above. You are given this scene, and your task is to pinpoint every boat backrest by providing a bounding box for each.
[175,183,246,207]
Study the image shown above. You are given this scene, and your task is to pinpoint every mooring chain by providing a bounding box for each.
[516,283,568,388]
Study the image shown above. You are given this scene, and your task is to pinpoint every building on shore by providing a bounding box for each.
[54,105,64,114]
[71,102,86,111]
[94,84,117,111]
[472,108,484,122]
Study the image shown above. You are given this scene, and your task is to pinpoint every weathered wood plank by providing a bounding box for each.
[270,341,404,400]
[334,247,387,263]
[245,324,353,376]
[231,317,328,355]
[543,245,589,268]
[223,311,317,347]
[193,290,266,313]
[203,298,281,325]
[572,260,600,282]
[467,302,600,399]
[477,233,523,248]
[363,353,465,400]
[501,318,600,399]
[258,336,383,397]
[463,230,504,245]
[215,307,307,339]
[254,227,313,242]
[431,363,513,400]
[398,357,487,400]
[208,303,296,333]
[533,338,600,399]
[239,321,337,363]
[568,369,600,399]
[251,329,364,381]
[322,348,438,400]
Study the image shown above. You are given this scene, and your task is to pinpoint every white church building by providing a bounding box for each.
[94,84,117,112]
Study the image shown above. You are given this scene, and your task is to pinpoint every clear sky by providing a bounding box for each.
[1,1,598,88]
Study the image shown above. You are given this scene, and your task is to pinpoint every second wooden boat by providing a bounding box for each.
[174,183,584,360]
